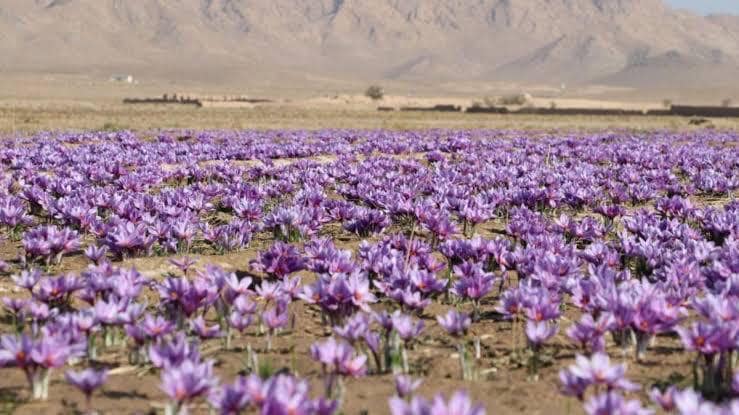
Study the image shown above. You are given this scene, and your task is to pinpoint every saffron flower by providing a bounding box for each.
[160,359,217,415]
[65,368,108,410]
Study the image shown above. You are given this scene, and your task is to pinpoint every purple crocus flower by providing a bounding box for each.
[279,275,302,301]
[262,303,290,351]
[364,331,382,359]
[673,388,719,415]
[345,271,377,312]
[84,245,109,264]
[22,225,81,265]
[389,395,431,415]
[29,334,83,400]
[496,288,522,318]
[400,290,431,312]
[141,314,175,340]
[0,333,35,369]
[33,274,83,304]
[170,256,198,275]
[0,195,33,228]
[559,368,589,401]
[310,337,367,378]
[31,335,77,369]
[242,374,268,406]
[12,269,42,293]
[333,312,370,344]
[409,268,446,295]
[190,316,223,340]
[450,261,495,302]
[259,374,331,415]
[149,334,201,369]
[230,197,262,221]
[225,274,254,297]
[256,280,287,304]
[390,390,485,415]
[262,305,289,332]
[65,368,108,408]
[345,208,391,236]
[0,334,43,399]
[208,376,250,415]
[525,320,558,346]
[566,313,615,353]
[26,300,53,323]
[430,391,486,415]
[373,310,395,334]
[93,296,125,326]
[125,324,147,351]
[391,312,425,344]
[313,397,340,415]
[250,242,306,279]
[564,353,638,391]
[520,287,561,322]
[104,221,151,259]
[436,310,471,337]
[583,391,653,415]
[2,297,27,326]
[72,310,98,336]
[232,295,258,315]
[649,386,677,412]
[229,311,254,333]
[395,374,422,399]
[160,359,217,413]
[676,322,724,356]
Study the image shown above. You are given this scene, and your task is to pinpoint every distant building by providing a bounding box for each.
[110,74,134,84]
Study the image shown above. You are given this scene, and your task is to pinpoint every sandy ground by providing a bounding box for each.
[1,73,737,133]
[305,94,664,111]
[1,103,738,134]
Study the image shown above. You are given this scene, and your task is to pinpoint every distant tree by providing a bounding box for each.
[722,98,733,108]
[365,85,384,100]
[662,99,673,109]
[497,93,531,106]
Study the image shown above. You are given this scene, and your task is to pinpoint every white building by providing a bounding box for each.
[110,74,134,84]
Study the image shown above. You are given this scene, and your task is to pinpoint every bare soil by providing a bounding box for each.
[2,102,738,134]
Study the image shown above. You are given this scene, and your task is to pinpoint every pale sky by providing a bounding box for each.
[666,0,739,15]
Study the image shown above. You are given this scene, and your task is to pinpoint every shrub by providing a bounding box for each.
[483,96,498,107]
[497,93,531,106]
[365,85,384,101]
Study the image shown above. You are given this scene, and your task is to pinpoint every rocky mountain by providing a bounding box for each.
[1,0,738,89]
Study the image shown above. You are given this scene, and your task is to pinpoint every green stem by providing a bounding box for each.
[401,346,409,374]
[458,342,468,380]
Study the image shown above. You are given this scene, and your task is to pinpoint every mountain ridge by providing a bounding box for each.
[2,0,738,89]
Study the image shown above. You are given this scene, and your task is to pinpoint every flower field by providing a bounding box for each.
[1,129,738,414]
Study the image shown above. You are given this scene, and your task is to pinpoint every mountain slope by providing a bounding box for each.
[1,0,738,88]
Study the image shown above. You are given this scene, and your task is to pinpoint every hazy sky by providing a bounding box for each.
[666,0,739,14]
